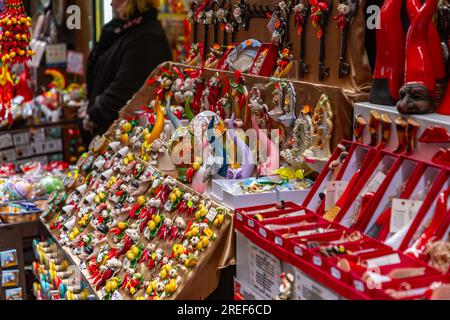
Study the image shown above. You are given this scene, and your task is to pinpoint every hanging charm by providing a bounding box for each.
[0,0,33,123]
[334,0,359,78]
[294,1,310,78]
[309,0,332,81]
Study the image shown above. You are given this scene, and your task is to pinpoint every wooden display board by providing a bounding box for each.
[192,0,372,97]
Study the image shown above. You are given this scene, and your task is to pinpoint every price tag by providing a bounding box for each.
[46,43,67,66]
[294,246,303,257]
[247,219,255,228]
[366,253,401,268]
[236,213,243,221]
[66,50,85,75]
[110,291,123,300]
[353,280,365,292]
[206,207,218,222]
[29,39,46,68]
[266,13,280,33]
[325,181,349,211]
[331,267,341,280]
[259,227,267,238]
[274,236,283,246]
[312,256,322,267]
[390,199,423,233]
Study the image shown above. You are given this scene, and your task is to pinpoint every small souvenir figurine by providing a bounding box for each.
[279,82,297,126]
[275,273,294,300]
[92,258,122,291]
[186,43,202,66]
[249,87,270,129]
[230,71,250,129]
[158,217,173,241]
[226,113,255,179]
[171,217,187,241]
[274,47,294,79]
[122,270,144,296]
[281,105,313,168]
[114,224,141,258]
[205,44,224,69]
[303,94,334,171]
[102,276,122,299]
[122,244,144,271]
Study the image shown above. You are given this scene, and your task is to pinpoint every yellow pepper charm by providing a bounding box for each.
[147,97,165,144]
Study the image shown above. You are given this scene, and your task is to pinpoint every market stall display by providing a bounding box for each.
[0,0,449,302]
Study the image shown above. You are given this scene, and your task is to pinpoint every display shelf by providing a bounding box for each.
[38,219,99,300]
[355,102,450,162]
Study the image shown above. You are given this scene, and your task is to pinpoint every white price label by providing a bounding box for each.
[259,227,267,238]
[274,236,283,246]
[325,181,349,211]
[312,256,322,267]
[110,291,123,301]
[354,280,365,292]
[247,219,255,228]
[331,267,341,280]
[365,253,401,268]
[294,246,303,257]
[390,199,424,233]
[236,213,243,221]
[206,208,218,222]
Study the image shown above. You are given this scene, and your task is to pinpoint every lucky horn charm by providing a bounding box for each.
[207,116,228,178]
[191,117,219,193]
[397,0,438,115]
[252,115,279,177]
[165,97,182,129]
[226,113,255,179]
[147,97,165,144]
[407,0,446,86]
[0,0,33,123]
[369,0,405,106]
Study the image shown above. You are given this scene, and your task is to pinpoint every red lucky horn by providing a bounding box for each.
[369,0,405,106]
[407,0,446,83]
[404,0,437,97]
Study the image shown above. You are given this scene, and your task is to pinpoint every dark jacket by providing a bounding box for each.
[84,9,171,140]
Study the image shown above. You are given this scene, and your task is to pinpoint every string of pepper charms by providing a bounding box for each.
[0,0,33,123]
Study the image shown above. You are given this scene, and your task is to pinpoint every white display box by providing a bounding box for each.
[355,102,450,162]
[13,131,30,146]
[31,142,46,155]
[210,179,278,210]
[30,128,46,142]
[0,133,13,150]
[15,144,33,159]
[0,148,16,162]
[45,139,63,153]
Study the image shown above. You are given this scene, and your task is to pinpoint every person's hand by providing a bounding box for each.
[82,113,97,132]
[78,105,97,132]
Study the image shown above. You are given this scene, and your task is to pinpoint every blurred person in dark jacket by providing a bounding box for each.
[79,0,171,143]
